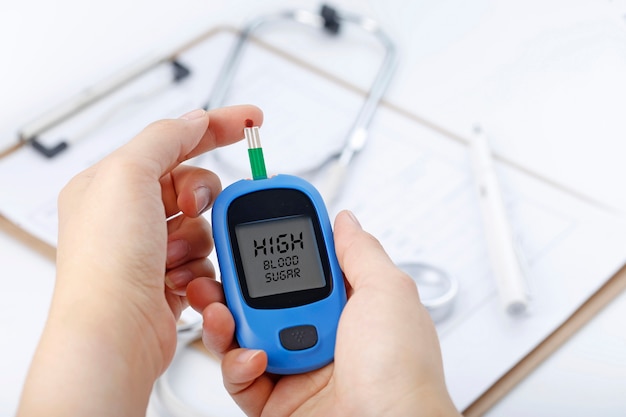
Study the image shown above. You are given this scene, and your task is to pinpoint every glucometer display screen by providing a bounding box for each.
[235,215,326,298]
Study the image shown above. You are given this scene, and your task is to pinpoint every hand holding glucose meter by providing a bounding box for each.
[212,121,347,374]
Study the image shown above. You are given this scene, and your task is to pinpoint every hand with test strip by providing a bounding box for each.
[16,106,459,417]
[17,105,262,417]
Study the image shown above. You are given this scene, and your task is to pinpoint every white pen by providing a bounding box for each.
[470,126,530,316]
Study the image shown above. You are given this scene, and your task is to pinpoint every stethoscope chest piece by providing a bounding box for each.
[398,262,458,322]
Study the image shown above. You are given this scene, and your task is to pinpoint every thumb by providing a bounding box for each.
[333,210,411,293]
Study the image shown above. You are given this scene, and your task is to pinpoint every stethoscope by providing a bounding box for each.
[154,4,458,416]
[203,4,398,205]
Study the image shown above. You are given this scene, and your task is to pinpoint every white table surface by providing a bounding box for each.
[2,1,626,416]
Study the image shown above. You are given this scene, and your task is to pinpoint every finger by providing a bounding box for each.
[112,105,263,180]
[187,277,226,312]
[165,291,189,321]
[166,216,213,269]
[333,210,414,293]
[165,258,216,295]
[161,165,221,218]
[200,302,237,358]
[184,105,264,160]
[221,348,273,417]
[333,211,446,394]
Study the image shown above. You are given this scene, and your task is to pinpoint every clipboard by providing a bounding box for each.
[2,24,626,417]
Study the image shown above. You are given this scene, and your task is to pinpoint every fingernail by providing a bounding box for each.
[194,186,211,214]
[179,109,207,120]
[165,269,193,290]
[236,349,263,364]
[345,210,362,228]
[167,239,190,266]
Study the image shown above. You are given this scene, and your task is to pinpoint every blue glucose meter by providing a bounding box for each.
[211,124,346,374]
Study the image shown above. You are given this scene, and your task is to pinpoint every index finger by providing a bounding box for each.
[185,105,264,159]
[116,105,263,179]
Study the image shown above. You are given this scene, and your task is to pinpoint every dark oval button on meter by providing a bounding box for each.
[279,325,318,351]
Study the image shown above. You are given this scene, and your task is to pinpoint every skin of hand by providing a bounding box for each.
[16,105,263,417]
[187,210,461,417]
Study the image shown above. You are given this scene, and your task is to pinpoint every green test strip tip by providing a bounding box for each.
[248,147,267,180]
